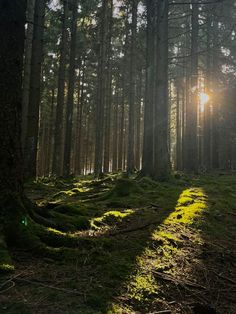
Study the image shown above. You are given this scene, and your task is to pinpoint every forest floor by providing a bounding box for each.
[0,174,236,314]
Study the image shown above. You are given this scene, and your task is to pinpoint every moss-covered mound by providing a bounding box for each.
[107,178,143,198]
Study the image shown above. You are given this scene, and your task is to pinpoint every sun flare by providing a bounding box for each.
[199,92,209,106]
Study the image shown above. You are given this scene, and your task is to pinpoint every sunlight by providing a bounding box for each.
[199,92,209,112]
[163,187,208,225]
[108,188,208,312]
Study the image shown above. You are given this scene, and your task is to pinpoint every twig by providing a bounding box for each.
[151,310,172,314]
[0,272,24,290]
[227,211,236,217]
[108,220,160,236]
[211,271,236,285]
[0,281,15,293]
[153,271,206,290]
[14,278,84,296]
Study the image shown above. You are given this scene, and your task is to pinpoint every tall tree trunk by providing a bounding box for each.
[63,0,78,177]
[176,80,182,170]
[75,59,85,175]
[185,1,199,173]
[135,69,142,170]
[0,0,27,267]
[211,13,219,169]
[142,0,155,176]
[103,0,113,173]
[127,0,138,173]
[94,0,109,176]
[203,8,212,170]
[112,88,119,172]
[22,0,35,151]
[182,17,191,170]
[45,89,55,176]
[24,0,46,178]
[52,0,69,176]
[153,0,170,180]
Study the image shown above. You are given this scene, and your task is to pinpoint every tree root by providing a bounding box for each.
[0,236,14,273]
[0,192,91,270]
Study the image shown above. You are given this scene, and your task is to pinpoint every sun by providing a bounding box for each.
[199,92,209,112]
[199,92,209,106]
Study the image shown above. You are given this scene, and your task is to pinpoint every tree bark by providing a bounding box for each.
[94,0,109,176]
[63,0,78,177]
[153,0,170,180]
[22,0,35,151]
[127,0,138,174]
[52,0,69,176]
[185,1,199,173]
[24,0,46,178]
[142,0,155,176]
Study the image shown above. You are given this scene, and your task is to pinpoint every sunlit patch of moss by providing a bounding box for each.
[0,263,15,272]
[152,229,180,244]
[128,273,158,301]
[177,196,194,206]
[91,209,134,229]
[164,188,208,225]
[0,238,14,273]
[107,304,134,314]
[71,186,90,193]
[54,190,76,197]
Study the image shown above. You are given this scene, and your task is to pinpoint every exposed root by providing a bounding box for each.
[0,237,14,273]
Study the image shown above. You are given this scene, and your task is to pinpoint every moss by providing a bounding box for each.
[34,223,78,248]
[164,188,208,225]
[52,212,90,231]
[129,273,157,302]
[91,209,134,229]
[54,203,88,216]
[112,179,143,197]
[137,177,160,189]
[0,237,14,273]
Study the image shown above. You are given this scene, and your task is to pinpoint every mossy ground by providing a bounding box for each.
[0,174,235,313]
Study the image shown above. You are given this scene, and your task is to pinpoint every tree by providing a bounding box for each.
[94,0,109,176]
[184,0,199,173]
[22,0,35,151]
[63,0,78,177]
[24,0,46,178]
[142,0,170,179]
[153,0,170,179]
[127,0,138,174]
[52,0,69,176]
[0,0,27,270]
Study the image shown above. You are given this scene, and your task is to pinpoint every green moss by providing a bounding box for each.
[0,238,14,273]
[54,203,88,216]
[112,179,143,197]
[91,209,134,229]
[164,188,208,225]
[52,212,90,231]
[137,177,160,189]
[129,273,157,302]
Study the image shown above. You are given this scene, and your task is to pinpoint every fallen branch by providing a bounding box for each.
[0,280,15,293]
[108,220,160,236]
[151,310,172,314]
[153,271,206,290]
[0,272,24,291]
[211,270,236,285]
[14,277,84,295]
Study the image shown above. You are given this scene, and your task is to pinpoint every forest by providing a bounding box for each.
[0,0,236,313]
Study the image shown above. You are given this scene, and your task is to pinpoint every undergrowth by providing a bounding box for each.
[0,174,235,314]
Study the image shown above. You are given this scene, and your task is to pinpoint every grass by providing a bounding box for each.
[0,174,235,313]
